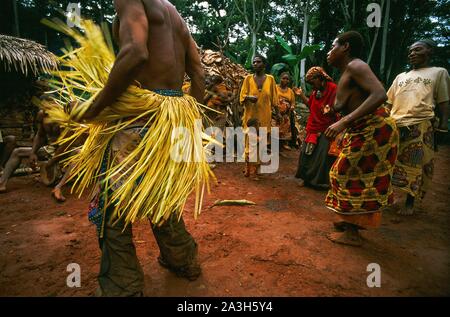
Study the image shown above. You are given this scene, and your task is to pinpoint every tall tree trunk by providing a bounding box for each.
[234,0,267,63]
[340,0,351,27]
[380,0,391,81]
[251,32,257,60]
[12,0,20,37]
[300,1,310,89]
[368,0,385,65]
[386,58,394,86]
[352,0,356,24]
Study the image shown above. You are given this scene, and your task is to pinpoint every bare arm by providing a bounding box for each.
[185,36,205,103]
[293,87,309,106]
[81,0,149,120]
[299,92,309,106]
[341,61,387,126]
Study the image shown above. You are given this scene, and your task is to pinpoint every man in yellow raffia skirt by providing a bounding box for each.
[43,0,214,296]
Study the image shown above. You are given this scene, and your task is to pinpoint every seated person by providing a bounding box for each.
[0,109,75,202]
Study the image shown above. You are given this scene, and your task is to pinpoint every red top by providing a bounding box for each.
[305,81,338,144]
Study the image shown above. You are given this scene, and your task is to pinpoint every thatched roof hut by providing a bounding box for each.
[0,34,57,76]
[0,35,57,146]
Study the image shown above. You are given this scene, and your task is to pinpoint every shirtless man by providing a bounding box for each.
[81,0,204,120]
[78,0,205,296]
[324,31,399,246]
[0,109,70,201]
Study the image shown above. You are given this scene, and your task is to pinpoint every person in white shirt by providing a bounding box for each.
[386,39,450,215]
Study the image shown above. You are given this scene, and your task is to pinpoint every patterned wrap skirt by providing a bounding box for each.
[392,120,435,199]
[325,106,399,227]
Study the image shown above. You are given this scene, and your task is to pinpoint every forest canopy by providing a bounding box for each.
[1,0,448,88]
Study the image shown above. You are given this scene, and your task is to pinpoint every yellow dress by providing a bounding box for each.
[239,74,278,176]
[275,85,295,139]
[240,74,278,129]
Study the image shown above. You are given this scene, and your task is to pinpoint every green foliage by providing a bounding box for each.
[2,0,448,89]
[270,62,289,82]
[275,35,321,87]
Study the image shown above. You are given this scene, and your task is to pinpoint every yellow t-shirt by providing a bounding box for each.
[240,74,278,129]
[387,67,450,127]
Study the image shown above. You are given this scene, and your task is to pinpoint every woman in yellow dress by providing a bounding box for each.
[275,72,296,150]
[239,55,278,178]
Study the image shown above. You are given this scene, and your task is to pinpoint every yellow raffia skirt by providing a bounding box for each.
[38,19,215,227]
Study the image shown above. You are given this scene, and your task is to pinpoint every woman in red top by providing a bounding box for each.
[295,67,339,188]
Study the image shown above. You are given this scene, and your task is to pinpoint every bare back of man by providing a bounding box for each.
[81,0,204,121]
[133,0,192,91]
[112,0,192,91]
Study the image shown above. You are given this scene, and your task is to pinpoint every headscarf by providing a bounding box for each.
[306,67,333,83]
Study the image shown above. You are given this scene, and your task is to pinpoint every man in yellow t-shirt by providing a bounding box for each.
[387,39,450,215]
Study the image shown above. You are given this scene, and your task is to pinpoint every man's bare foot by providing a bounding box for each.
[52,187,66,202]
[327,229,363,247]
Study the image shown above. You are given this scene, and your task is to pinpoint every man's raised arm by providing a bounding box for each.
[81,0,149,120]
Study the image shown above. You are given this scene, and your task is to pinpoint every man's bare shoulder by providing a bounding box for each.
[347,59,371,75]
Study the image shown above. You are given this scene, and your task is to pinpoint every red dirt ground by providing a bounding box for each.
[0,146,449,297]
